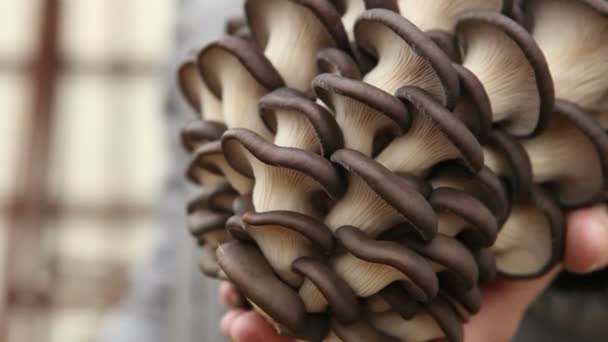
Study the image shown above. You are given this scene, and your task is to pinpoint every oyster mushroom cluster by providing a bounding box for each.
[178,1,608,341]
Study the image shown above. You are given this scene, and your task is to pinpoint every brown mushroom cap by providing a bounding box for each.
[438,271,481,319]
[472,247,497,284]
[455,11,554,137]
[521,100,608,207]
[177,57,223,121]
[313,73,410,156]
[332,226,439,301]
[217,242,329,339]
[245,0,350,90]
[197,36,284,138]
[186,184,236,243]
[370,298,463,342]
[331,0,401,43]
[375,282,420,319]
[199,244,223,278]
[232,211,335,287]
[222,128,346,212]
[293,256,361,323]
[180,120,227,153]
[259,87,344,156]
[514,0,608,117]
[396,232,479,289]
[452,63,492,142]
[482,129,533,198]
[429,187,498,248]
[354,9,461,108]
[326,148,437,240]
[317,47,363,80]
[375,86,484,177]
[188,141,254,194]
[430,165,511,226]
[491,187,565,278]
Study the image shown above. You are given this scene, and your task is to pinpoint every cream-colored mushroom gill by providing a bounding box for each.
[459,22,540,135]
[246,224,318,286]
[397,0,503,32]
[299,253,415,312]
[521,115,603,205]
[358,21,445,101]
[491,202,551,275]
[203,47,273,139]
[324,175,406,237]
[328,92,398,156]
[256,0,332,90]
[203,153,254,195]
[375,112,460,177]
[273,109,321,153]
[371,310,445,341]
[530,0,608,114]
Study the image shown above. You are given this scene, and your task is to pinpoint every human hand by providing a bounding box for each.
[219,204,608,342]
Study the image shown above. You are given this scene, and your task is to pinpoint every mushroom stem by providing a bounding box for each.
[456,12,553,136]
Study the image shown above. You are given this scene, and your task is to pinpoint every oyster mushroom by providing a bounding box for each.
[217,241,329,341]
[370,297,463,342]
[520,101,608,207]
[316,47,363,79]
[180,119,226,153]
[313,73,410,156]
[395,0,503,60]
[482,129,533,198]
[324,149,437,239]
[429,164,510,226]
[375,86,483,177]
[188,141,254,194]
[355,9,460,106]
[451,63,493,142]
[221,128,346,285]
[491,187,565,278]
[187,184,238,278]
[245,0,350,90]
[177,56,223,122]
[365,282,420,319]
[514,0,608,126]
[258,87,343,156]
[455,11,554,136]
[198,36,284,139]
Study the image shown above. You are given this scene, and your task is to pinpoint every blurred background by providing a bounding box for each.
[1,0,240,341]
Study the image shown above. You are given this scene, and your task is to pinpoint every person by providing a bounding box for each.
[218,205,608,342]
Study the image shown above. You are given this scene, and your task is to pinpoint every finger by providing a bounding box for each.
[230,311,295,342]
[219,281,245,308]
[465,267,561,342]
[221,309,246,337]
[564,204,608,273]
